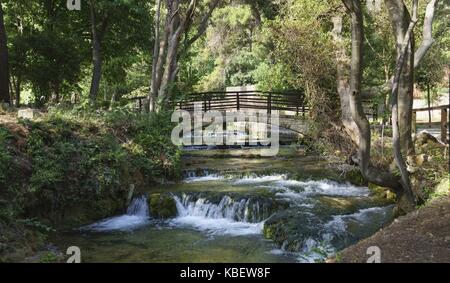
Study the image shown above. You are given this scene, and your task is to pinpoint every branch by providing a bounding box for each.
[363,0,441,98]
[414,0,439,68]
[183,0,219,51]
[175,0,197,40]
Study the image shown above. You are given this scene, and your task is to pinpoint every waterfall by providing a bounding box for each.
[170,194,265,236]
[81,195,150,232]
[174,194,265,223]
[126,196,149,217]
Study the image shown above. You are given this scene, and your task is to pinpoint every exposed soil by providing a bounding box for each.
[332,195,450,263]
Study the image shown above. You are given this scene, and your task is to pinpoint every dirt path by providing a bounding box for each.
[333,195,450,263]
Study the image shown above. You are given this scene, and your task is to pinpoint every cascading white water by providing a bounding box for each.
[183,170,225,183]
[175,194,263,223]
[126,196,149,217]
[170,194,264,236]
[182,171,370,198]
[81,196,150,232]
[295,205,394,263]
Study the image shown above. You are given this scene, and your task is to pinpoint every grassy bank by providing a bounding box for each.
[0,107,181,262]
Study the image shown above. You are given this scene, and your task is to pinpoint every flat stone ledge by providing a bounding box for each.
[18,108,42,120]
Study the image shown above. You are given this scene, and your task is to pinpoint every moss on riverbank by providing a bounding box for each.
[0,108,181,262]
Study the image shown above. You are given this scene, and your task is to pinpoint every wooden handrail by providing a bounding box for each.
[412,104,450,112]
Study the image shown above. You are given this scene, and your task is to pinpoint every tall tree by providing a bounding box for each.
[336,0,441,211]
[335,0,408,204]
[148,0,220,112]
[88,0,108,104]
[0,0,10,104]
[338,0,442,148]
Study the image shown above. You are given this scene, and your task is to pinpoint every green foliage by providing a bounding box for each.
[253,62,292,91]
[226,50,259,86]
[0,127,13,185]
[416,46,447,102]
[0,108,180,229]
[39,252,60,263]
[17,218,55,233]
[3,0,153,106]
[23,109,180,195]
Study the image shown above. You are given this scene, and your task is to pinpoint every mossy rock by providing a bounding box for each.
[148,193,177,219]
[368,183,396,202]
[263,210,323,252]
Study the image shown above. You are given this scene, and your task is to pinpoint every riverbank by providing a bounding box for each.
[0,107,181,262]
[332,185,450,263]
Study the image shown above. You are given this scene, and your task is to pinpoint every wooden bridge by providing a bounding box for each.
[129,90,450,146]
[131,90,308,116]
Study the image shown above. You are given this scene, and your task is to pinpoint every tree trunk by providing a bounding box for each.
[0,0,10,105]
[337,0,440,212]
[88,1,108,105]
[385,0,415,154]
[341,0,413,211]
[149,0,218,112]
[148,0,162,113]
[389,0,419,209]
[427,84,431,127]
[158,0,183,106]
[332,16,360,145]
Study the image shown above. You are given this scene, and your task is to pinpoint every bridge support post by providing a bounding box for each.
[236,92,240,110]
[441,107,448,144]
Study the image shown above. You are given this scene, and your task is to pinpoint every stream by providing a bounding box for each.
[54,148,394,263]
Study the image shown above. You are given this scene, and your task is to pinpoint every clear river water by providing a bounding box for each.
[53,148,394,263]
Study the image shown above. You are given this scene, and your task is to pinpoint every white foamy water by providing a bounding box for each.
[232,174,287,185]
[170,216,263,236]
[170,194,264,236]
[323,206,391,234]
[184,174,225,183]
[81,196,150,232]
[272,179,370,197]
[271,206,393,263]
[182,172,369,198]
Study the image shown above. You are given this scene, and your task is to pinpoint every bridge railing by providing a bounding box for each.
[180,91,305,114]
[412,104,449,144]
